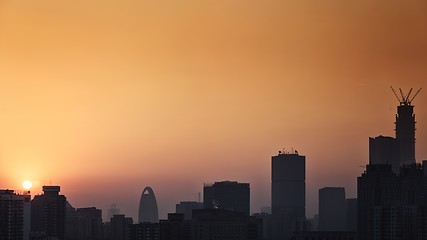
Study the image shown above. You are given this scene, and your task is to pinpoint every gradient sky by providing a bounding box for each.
[1,0,426,221]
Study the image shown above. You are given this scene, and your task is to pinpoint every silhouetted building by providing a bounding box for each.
[175,201,203,220]
[107,204,120,221]
[109,215,133,240]
[357,163,427,240]
[203,181,250,215]
[290,231,356,240]
[271,151,306,240]
[253,212,271,240]
[0,189,31,240]
[139,187,159,223]
[129,222,159,240]
[260,207,271,214]
[369,136,399,173]
[66,207,102,240]
[395,100,416,165]
[159,213,191,240]
[191,209,262,240]
[346,198,357,232]
[31,186,66,240]
[306,214,319,231]
[318,187,346,231]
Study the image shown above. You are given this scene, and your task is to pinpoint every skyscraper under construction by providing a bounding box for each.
[369,87,421,174]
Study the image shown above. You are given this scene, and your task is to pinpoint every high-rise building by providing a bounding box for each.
[390,87,421,166]
[203,181,250,215]
[139,186,159,223]
[345,198,357,232]
[109,215,133,240]
[318,187,346,231]
[395,101,416,165]
[31,186,66,240]
[0,189,31,240]
[271,151,306,240]
[66,207,103,240]
[369,136,400,173]
[191,209,262,240]
[175,201,203,220]
[357,163,427,240]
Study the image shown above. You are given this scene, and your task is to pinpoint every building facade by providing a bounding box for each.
[31,186,66,240]
[0,189,30,240]
[318,187,346,231]
[203,181,250,215]
[271,152,305,240]
[139,187,159,223]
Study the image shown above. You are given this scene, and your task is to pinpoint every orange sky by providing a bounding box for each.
[1,0,426,220]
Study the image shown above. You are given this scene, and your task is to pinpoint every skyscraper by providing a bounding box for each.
[138,186,159,223]
[390,87,421,166]
[318,187,346,231]
[395,102,416,165]
[0,189,29,240]
[203,181,250,215]
[31,186,67,240]
[369,136,399,173]
[357,163,427,240]
[271,151,305,240]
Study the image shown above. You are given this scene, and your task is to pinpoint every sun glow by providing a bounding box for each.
[23,180,32,190]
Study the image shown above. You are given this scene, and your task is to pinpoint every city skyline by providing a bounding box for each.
[1,0,427,222]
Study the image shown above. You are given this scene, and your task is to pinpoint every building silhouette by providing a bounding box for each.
[129,222,160,240]
[139,187,159,223]
[345,198,357,232]
[271,151,306,240]
[253,212,271,240]
[192,209,262,240]
[175,201,203,220]
[0,189,31,240]
[109,214,133,240]
[369,136,400,173]
[65,205,103,240]
[357,163,427,240]
[359,90,426,239]
[203,181,250,215]
[395,99,416,165]
[31,186,66,240]
[318,187,346,231]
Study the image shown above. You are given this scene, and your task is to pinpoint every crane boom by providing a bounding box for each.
[390,86,402,103]
[409,88,422,102]
[406,88,413,102]
[399,88,405,102]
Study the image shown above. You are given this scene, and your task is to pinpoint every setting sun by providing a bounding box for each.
[22,180,32,190]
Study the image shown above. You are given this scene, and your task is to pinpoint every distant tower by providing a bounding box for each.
[390,87,422,165]
[318,187,346,231]
[138,186,159,223]
[271,150,306,240]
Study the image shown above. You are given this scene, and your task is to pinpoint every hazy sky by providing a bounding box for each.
[1,0,426,220]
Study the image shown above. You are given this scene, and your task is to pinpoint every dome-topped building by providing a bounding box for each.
[138,186,159,223]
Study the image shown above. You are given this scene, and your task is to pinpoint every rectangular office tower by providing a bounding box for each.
[203,181,250,215]
[271,151,305,240]
[318,187,346,231]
